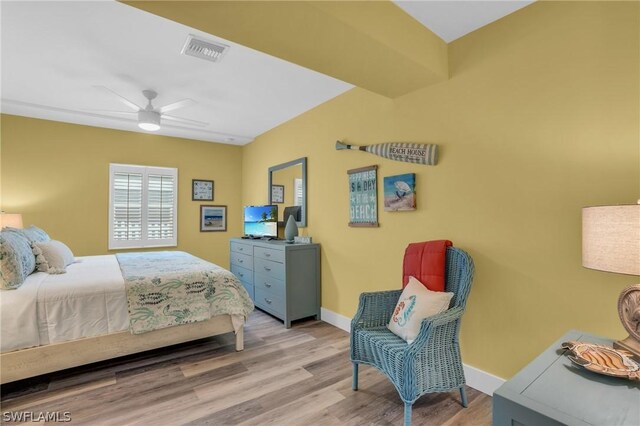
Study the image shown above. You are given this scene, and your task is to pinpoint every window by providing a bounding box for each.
[109,164,177,249]
[294,178,303,206]
[293,178,305,224]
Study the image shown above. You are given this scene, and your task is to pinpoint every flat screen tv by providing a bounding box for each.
[243,205,278,238]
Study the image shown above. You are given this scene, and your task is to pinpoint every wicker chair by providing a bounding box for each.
[350,246,474,426]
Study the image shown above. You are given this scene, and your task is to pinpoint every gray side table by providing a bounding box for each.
[493,330,640,426]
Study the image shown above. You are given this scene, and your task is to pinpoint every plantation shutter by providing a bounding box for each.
[147,174,175,241]
[293,178,305,225]
[294,178,303,206]
[109,164,177,249]
[112,172,143,242]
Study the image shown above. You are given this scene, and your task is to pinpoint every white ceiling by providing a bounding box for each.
[0,1,353,145]
[394,1,535,43]
[1,1,536,146]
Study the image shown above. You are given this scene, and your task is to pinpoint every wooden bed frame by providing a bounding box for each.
[0,315,243,384]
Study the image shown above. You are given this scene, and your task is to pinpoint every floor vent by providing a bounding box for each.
[181,35,229,63]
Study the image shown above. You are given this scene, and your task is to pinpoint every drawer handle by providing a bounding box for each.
[265,253,271,257]
[239,247,244,251]
[238,259,243,263]
[239,273,244,278]
[265,298,272,304]
[264,267,271,272]
[264,283,271,288]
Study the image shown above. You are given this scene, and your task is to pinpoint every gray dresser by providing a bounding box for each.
[229,238,320,328]
[493,330,640,426]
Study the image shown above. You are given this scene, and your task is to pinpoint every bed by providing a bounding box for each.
[0,251,254,384]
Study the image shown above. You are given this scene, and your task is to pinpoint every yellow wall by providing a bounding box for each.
[242,1,640,378]
[0,115,243,268]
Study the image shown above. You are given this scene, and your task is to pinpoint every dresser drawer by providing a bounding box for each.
[254,272,285,298]
[255,287,285,316]
[254,246,284,263]
[230,241,251,255]
[230,264,253,285]
[230,252,253,270]
[254,257,285,280]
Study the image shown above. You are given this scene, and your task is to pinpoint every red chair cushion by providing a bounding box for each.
[402,240,452,292]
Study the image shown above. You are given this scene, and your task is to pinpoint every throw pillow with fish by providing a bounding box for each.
[392,295,417,327]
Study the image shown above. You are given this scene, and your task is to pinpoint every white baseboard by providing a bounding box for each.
[320,307,506,396]
[320,307,352,333]
[462,363,505,396]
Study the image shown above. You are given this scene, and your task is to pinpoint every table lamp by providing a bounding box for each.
[0,212,23,229]
[582,203,640,359]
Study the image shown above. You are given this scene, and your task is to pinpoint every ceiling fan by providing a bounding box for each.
[93,86,208,131]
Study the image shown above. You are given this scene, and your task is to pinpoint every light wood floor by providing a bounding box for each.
[1,310,492,425]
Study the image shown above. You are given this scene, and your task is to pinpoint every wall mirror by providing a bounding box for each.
[268,157,307,227]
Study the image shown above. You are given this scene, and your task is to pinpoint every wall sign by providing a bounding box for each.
[336,141,438,166]
[348,165,378,227]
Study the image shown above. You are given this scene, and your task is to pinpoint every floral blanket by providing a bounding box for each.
[116,251,254,335]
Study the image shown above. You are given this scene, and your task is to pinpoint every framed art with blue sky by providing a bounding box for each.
[200,205,227,232]
[384,173,416,212]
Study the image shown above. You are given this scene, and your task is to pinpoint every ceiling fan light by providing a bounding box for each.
[138,110,161,131]
[138,122,160,131]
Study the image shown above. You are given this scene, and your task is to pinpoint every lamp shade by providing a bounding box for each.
[582,204,640,276]
[0,213,24,229]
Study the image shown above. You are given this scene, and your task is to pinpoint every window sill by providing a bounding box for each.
[108,244,178,251]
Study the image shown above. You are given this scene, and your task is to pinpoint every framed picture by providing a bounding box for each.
[348,165,378,227]
[192,179,214,201]
[200,205,227,232]
[384,173,416,211]
[271,184,285,203]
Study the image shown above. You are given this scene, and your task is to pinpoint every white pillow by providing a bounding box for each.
[387,276,454,344]
[32,240,75,274]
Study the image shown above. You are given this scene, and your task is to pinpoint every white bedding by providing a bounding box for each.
[0,255,129,353]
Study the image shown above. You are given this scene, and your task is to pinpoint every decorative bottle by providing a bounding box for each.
[284,214,298,243]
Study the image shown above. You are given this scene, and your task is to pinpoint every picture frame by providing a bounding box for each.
[200,205,227,232]
[348,165,378,227]
[384,173,416,212]
[192,179,214,201]
[271,184,285,203]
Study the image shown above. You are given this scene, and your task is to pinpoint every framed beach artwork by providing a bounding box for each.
[384,173,416,212]
[200,205,227,232]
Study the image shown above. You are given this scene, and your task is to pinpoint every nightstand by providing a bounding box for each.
[493,330,640,426]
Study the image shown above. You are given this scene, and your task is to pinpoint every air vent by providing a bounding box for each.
[181,35,229,63]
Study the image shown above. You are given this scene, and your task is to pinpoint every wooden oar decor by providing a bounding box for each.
[336,141,439,165]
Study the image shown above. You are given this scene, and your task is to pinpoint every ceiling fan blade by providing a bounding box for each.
[163,114,208,127]
[93,86,142,111]
[89,109,138,115]
[159,99,195,114]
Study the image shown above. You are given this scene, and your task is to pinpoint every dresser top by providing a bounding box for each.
[230,237,319,251]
